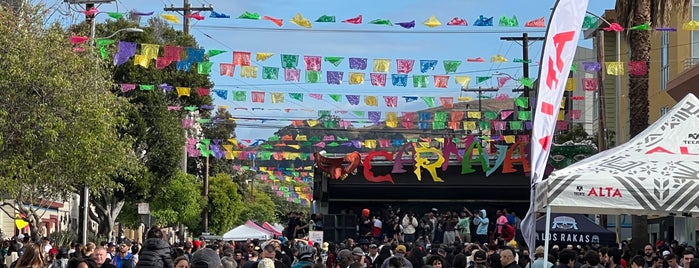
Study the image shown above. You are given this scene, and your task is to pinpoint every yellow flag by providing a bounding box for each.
[558,112,566,120]
[176,87,190,97]
[458,96,473,102]
[256,52,274,61]
[306,120,319,127]
[160,14,180,24]
[491,54,508,62]
[606,62,625,76]
[133,54,149,68]
[504,135,516,144]
[560,97,567,109]
[386,112,398,128]
[287,144,300,150]
[418,142,430,148]
[467,111,481,119]
[350,72,365,84]
[464,121,477,130]
[228,138,238,147]
[141,44,160,60]
[565,77,575,91]
[240,66,258,78]
[364,139,377,149]
[271,92,284,103]
[15,214,28,229]
[365,96,378,106]
[423,15,442,28]
[373,59,390,73]
[291,13,312,28]
[454,76,471,87]
[295,135,307,141]
[287,152,300,160]
[434,138,444,144]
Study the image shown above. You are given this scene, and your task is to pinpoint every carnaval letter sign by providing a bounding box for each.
[522,0,590,252]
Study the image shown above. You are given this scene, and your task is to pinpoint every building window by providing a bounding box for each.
[694,2,699,57]
[660,31,669,90]
[660,106,670,116]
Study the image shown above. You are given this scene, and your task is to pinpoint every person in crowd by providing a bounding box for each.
[93,246,117,268]
[14,243,44,268]
[525,247,552,268]
[112,244,135,268]
[472,210,489,245]
[499,248,521,268]
[338,249,355,268]
[606,249,623,268]
[381,245,412,268]
[581,250,604,268]
[494,211,508,243]
[457,209,473,243]
[688,259,699,268]
[242,251,259,268]
[190,248,222,268]
[351,248,371,268]
[172,257,188,268]
[135,227,174,268]
[426,255,447,268]
[631,256,646,268]
[405,247,423,268]
[291,244,315,268]
[665,254,680,268]
[643,244,656,268]
[402,212,419,244]
[443,212,459,245]
[358,209,373,241]
[84,243,97,258]
[51,248,70,268]
[598,248,609,268]
[373,247,392,268]
[367,245,379,265]
[682,251,695,268]
[554,249,576,268]
[452,253,468,268]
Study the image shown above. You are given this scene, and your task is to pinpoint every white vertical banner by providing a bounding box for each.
[522,0,590,250]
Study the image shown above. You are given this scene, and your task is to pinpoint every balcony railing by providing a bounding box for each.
[683,57,699,71]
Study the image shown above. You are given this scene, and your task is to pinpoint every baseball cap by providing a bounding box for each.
[191,248,222,268]
[395,245,407,254]
[352,247,364,256]
[369,244,378,249]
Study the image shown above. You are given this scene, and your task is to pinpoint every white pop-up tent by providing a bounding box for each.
[222,224,272,241]
[536,93,699,216]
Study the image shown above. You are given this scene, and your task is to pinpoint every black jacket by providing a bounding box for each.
[134,239,173,268]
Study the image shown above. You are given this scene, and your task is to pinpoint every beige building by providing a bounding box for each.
[0,197,76,239]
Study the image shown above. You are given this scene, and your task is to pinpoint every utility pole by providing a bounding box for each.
[164,0,213,35]
[461,87,499,113]
[501,33,545,99]
[596,30,607,152]
[201,156,209,233]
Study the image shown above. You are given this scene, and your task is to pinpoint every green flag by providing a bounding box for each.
[262,67,279,80]
[484,111,498,120]
[329,94,342,102]
[582,15,598,29]
[518,111,532,120]
[281,54,299,68]
[324,56,344,66]
[238,11,260,20]
[477,76,491,84]
[233,91,246,101]
[432,121,445,130]
[95,39,114,59]
[184,106,198,111]
[197,118,210,124]
[443,60,461,73]
[306,70,321,83]
[337,136,349,141]
[106,12,123,19]
[413,75,428,88]
[207,49,227,57]
[289,93,303,101]
[629,22,651,30]
[316,15,336,22]
[479,121,491,130]
[498,16,518,27]
[268,135,280,142]
[309,136,320,142]
[512,58,532,63]
[519,77,534,88]
[197,61,213,74]
[369,19,392,25]
[514,97,529,108]
[318,110,331,117]
[570,63,578,72]
[323,121,337,128]
[261,144,273,150]
[421,96,435,107]
[352,111,365,117]
[510,121,523,130]
[434,111,447,121]
[139,84,154,91]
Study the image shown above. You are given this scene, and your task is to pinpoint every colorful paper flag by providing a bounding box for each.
[343,15,362,24]
[370,73,387,87]
[447,17,468,26]
[326,71,343,85]
[392,74,408,87]
[160,14,180,23]
[306,70,321,83]
[373,59,390,73]
[349,57,367,70]
[413,75,428,88]
[605,62,625,76]
[525,17,545,27]
[262,66,279,80]
[281,54,299,69]
[423,15,442,28]
[434,75,449,88]
[474,15,494,26]
[316,15,335,22]
[220,63,234,77]
[290,13,312,28]
[498,15,519,27]
[324,56,344,66]
[284,68,300,82]
[369,19,392,26]
[262,16,283,27]
[349,72,365,85]
[396,20,415,29]
[454,76,471,87]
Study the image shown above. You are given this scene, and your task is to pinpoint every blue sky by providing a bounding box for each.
[42,0,615,141]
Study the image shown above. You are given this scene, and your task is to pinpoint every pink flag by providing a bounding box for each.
[439,97,453,108]
[582,78,598,91]
[434,75,449,88]
[497,76,512,88]
[220,63,235,77]
[233,51,252,66]
[284,68,300,82]
[251,91,265,103]
[396,59,415,74]
[163,45,183,61]
[384,96,398,107]
[343,15,362,24]
[570,109,582,120]
[304,56,322,71]
[370,73,387,86]
[120,83,136,93]
[309,93,323,100]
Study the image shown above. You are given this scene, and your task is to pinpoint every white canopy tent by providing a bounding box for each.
[222,224,272,241]
[536,93,699,216]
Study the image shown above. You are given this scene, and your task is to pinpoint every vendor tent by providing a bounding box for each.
[262,222,283,236]
[222,224,272,241]
[534,214,616,247]
[536,93,699,216]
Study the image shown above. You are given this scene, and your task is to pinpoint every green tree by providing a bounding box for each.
[554,123,592,143]
[207,173,244,235]
[151,171,205,227]
[0,4,133,241]
[202,108,238,176]
[615,0,691,251]
[239,189,277,224]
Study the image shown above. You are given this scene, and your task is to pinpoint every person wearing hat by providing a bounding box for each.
[191,248,222,268]
[500,247,521,268]
[337,249,355,268]
[380,245,412,268]
[112,244,135,268]
[291,244,316,268]
[352,247,372,268]
[472,250,489,268]
[525,247,552,268]
[367,245,379,265]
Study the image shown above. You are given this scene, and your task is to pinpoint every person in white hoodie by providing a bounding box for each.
[401,212,419,243]
[472,209,490,244]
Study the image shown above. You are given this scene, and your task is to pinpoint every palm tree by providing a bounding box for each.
[614,0,691,252]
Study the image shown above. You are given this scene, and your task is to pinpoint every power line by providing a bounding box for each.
[191,24,548,34]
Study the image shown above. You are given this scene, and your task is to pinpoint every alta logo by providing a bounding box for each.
[587,187,622,197]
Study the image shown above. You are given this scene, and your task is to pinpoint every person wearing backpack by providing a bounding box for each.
[112,244,135,268]
[135,227,174,268]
